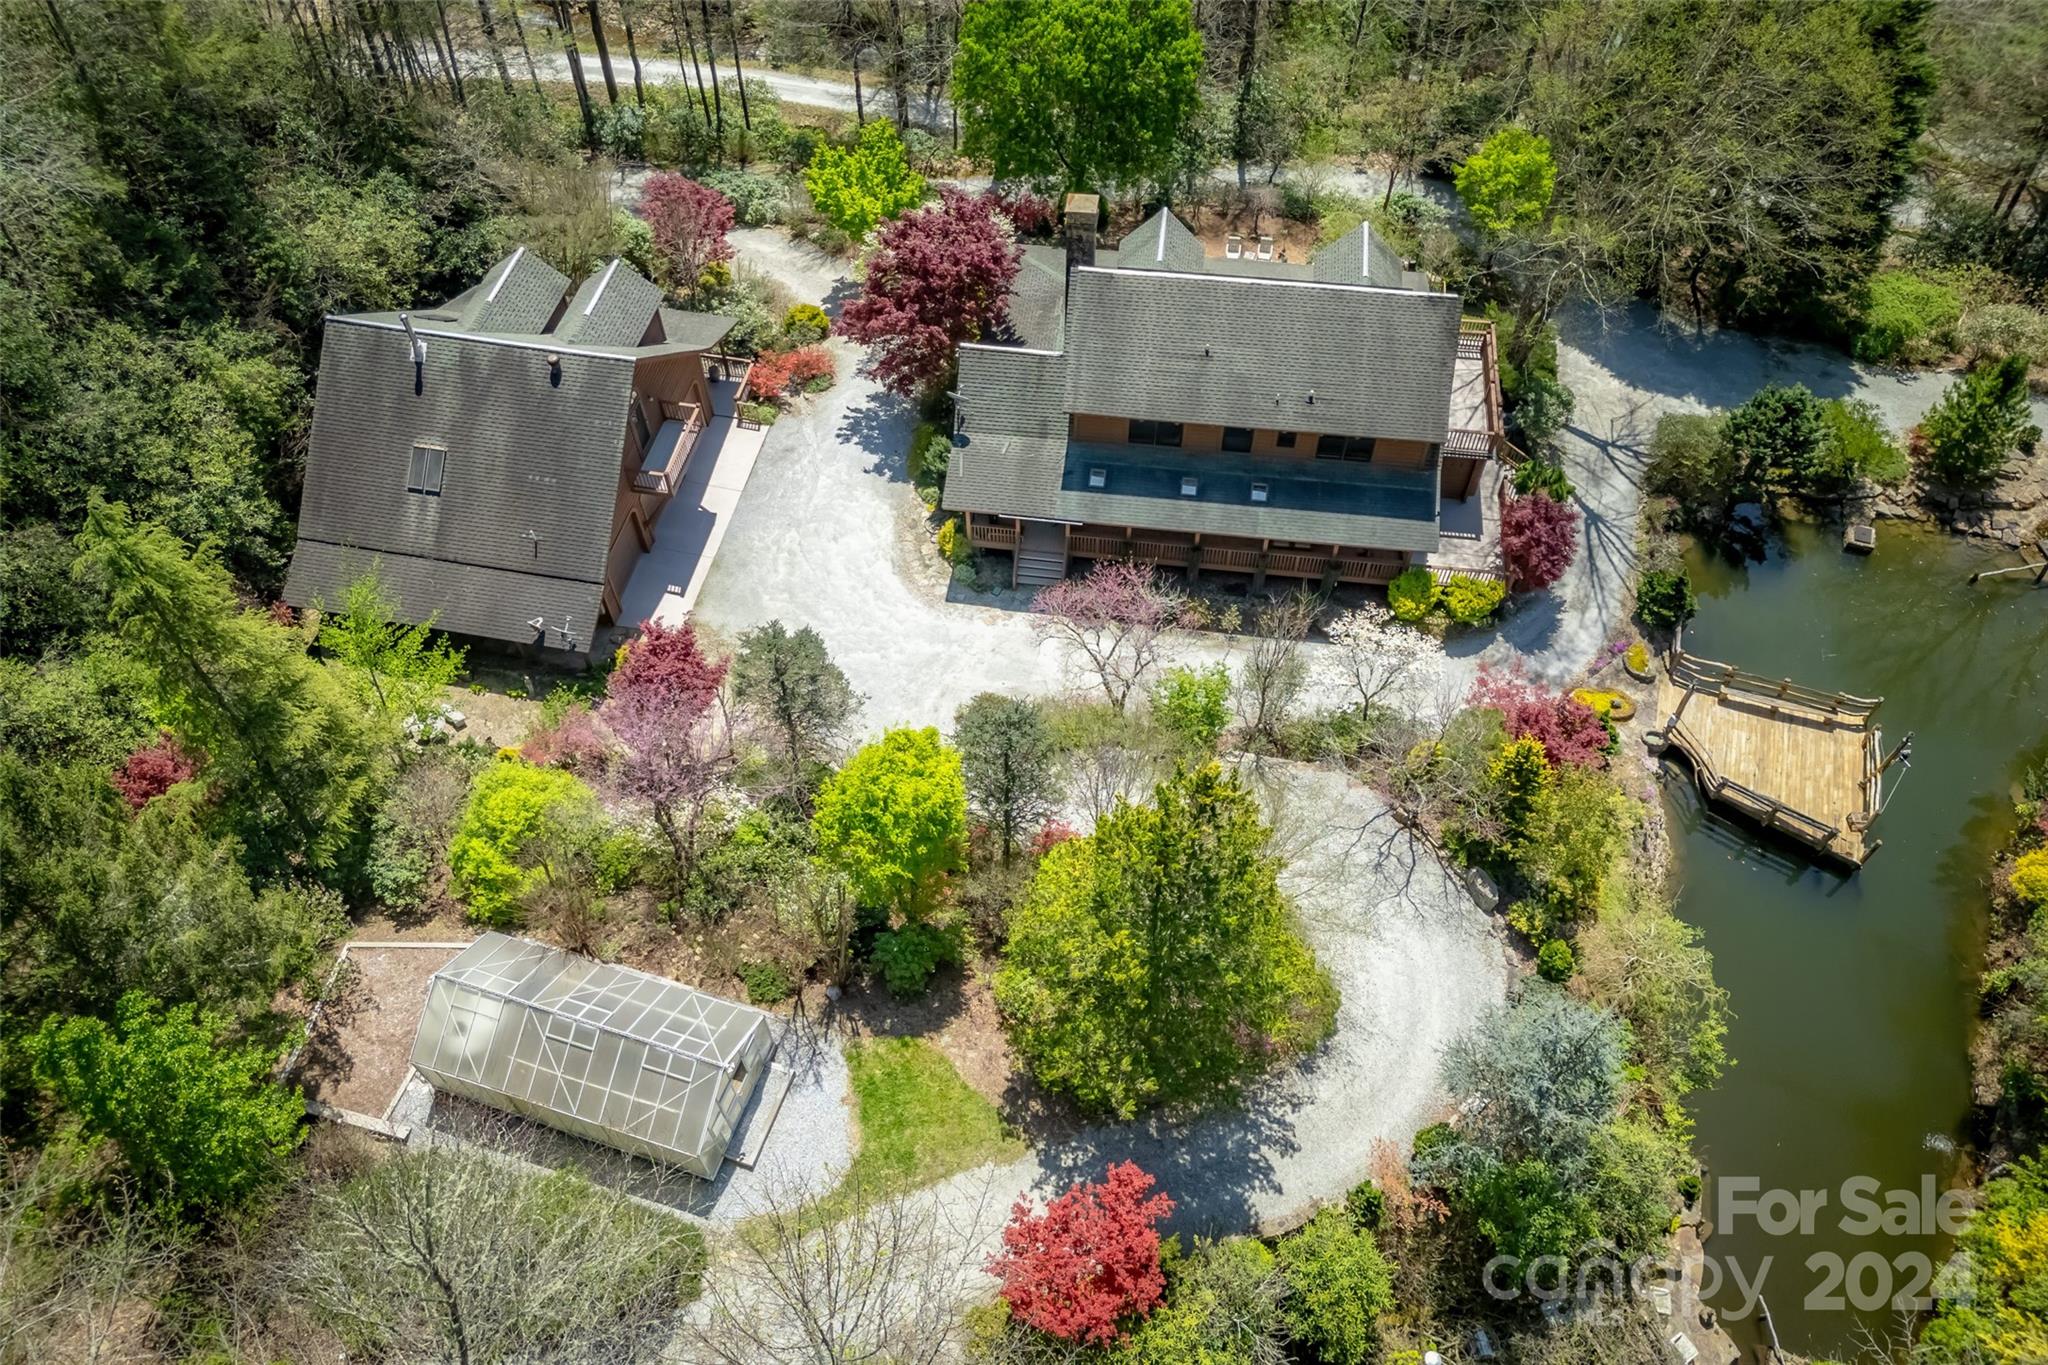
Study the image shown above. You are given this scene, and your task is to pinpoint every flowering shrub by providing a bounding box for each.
[519,701,611,773]
[2014,850,2048,909]
[112,733,200,809]
[1442,574,1506,625]
[987,185,1059,237]
[1501,489,1580,591]
[1030,820,1078,857]
[749,345,835,400]
[1387,567,1439,624]
[1470,664,1608,769]
[988,1162,1174,1343]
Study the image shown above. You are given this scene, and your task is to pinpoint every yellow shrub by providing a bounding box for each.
[936,517,966,564]
[2013,849,2048,909]
[1626,641,1650,673]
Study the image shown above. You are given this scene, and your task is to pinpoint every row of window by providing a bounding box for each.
[1118,422,1378,462]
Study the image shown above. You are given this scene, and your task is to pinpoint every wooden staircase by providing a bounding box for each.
[1013,520,1069,589]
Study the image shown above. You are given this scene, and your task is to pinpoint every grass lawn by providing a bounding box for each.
[843,1036,1026,1195]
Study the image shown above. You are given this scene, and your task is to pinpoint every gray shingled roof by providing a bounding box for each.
[657,307,739,351]
[285,319,637,653]
[1313,221,1411,289]
[554,259,664,346]
[284,251,740,653]
[463,247,572,334]
[1062,266,1460,443]
[1118,208,1209,272]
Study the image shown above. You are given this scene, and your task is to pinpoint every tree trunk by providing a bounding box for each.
[672,0,713,125]
[553,0,600,149]
[725,0,751,129]
[432,0,467,104]
[506,0,544,93]
[475,0,515,93]
[886,0,910,129]
[698,0,724,135]
[619,0,646,103]
[1231,0,1260,192]
[851,45,865,124]
[586,0,620,103]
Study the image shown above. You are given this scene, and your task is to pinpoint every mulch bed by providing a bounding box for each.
[296,943,463,1117]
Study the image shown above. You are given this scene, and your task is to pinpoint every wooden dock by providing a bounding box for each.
[1648,650,1887,867]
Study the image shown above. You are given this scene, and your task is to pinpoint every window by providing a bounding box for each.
[407,444,446,495]
[1129,419,1183,448]
[1222,426,1254,452]
[1276,431,1297,449]
[632,402,653,448]
[1313,435,1374,462]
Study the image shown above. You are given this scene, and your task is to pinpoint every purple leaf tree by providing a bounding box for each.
[604,620,739,879]
[835,188,1023,397]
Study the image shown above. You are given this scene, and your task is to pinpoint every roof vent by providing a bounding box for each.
[1225,234,1244,259]
[1250,482,1269,504]
[1087,466,1107,489]
[1180,476,1199,498]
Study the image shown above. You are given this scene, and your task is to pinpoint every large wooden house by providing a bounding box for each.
[945,195,1507,589]
[284,249,736,655]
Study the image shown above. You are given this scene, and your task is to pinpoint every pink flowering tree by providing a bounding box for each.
[639,174,735,303]
[987,1162,1175,1344]
[604,620,737,879]
[112,733,200,810]
[1033,561,1188,713]
[1500,489,1580,592]
[835,188,1023,397]
[1470,664,1608,768]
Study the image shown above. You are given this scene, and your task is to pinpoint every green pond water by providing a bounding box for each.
[1668,521,2048,1358]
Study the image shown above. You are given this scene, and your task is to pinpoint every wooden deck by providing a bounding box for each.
[1648,650,1886,867]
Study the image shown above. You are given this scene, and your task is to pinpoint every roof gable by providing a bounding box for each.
[554,258,663,346]
[462,246,572,333]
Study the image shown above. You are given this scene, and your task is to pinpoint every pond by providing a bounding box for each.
[1668,520,2048,1358]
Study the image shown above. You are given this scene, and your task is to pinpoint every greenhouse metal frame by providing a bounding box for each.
[410,932,776,1177]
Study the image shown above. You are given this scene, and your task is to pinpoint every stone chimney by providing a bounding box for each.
[1063,192,1100,274]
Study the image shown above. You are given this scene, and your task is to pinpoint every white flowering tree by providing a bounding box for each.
[1321,603,1442,724]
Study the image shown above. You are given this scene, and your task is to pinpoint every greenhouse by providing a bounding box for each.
[409,932,776,1177]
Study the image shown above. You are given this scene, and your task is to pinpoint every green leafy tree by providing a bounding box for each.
[730,620,859,797]
[1149,664,1231,753]
[1919,1153,2048,1364]
[316,568,466,732]
[448,760,602,927]
[71,498,378,873]
[804,122,927,238]
[1576,878,1731,1096]
[994,763,1338,1117]
[811,728,968,919]
[1274,1207,1395,1365]
[1456,127,1556,236]
[26,991,302,1210]
[953,694,1061,863]
[953,0,1206,193]
[1820,396,1909,485]
[1125,1237,1286,1365]
[1919,353,2042,486]
[1723,383,1830,491]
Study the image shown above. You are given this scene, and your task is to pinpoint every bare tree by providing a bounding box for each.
[474,0,515,93]
[1234,591,1315,751]
[691,1170,1001,1364]
[585,0,621,103]
[286,1136,703,1365]
[1031,562,1187,714]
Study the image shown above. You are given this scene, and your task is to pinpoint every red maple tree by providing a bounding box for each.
[112,733,200,810]
[638,174,735,302]
[835,188,1022,396]
[1470,664,1608,769]
[986,1161,1174,1344]
[1500,489,1580,592]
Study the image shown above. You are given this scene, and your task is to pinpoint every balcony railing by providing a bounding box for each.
[1067,533,1409,585]
[633,407,704,496]
[970,522,1019,548]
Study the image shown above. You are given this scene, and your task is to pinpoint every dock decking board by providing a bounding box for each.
[1650,651,1883,867]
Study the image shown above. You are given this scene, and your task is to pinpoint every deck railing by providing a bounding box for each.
[1066,534,1406,584]
[971,522,1019,549]
[1669,649,1882,722]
